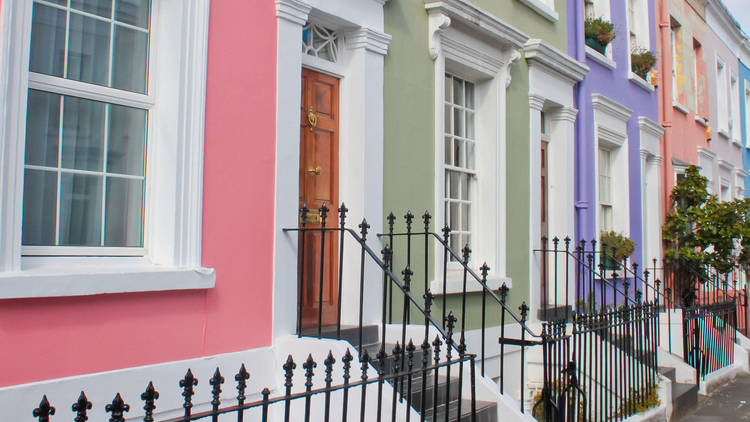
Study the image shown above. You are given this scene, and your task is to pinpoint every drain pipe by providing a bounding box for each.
[658,0,673,219]
[573,0,587,244]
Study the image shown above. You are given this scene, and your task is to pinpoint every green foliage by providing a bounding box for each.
[631,48,657,79]
[614,383,660,417]
[600,231,635,261]
[584,17,616,46]
[662,166,750,303]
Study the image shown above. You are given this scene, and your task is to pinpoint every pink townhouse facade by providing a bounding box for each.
[0,0,277,416]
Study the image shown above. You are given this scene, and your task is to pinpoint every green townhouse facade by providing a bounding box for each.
[381,0,588,401]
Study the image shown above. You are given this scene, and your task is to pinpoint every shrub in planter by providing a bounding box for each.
[599,231,635,270]
[631,48,657,80]
[585,17,616,55]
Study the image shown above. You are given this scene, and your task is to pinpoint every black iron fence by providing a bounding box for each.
[32,341,477,422]
[682,302,737,384]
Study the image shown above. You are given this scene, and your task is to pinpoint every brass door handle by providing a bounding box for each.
[307,166,322,176]
[307,107,317,131]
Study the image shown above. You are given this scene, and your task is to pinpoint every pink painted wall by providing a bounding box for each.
[0,1,277,387]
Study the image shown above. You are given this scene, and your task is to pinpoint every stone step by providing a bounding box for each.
[658,366,676,384]
[672,382,699,421]
[423,398,497,422]
[299,324,379,348]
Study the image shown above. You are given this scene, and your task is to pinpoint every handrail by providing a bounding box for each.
[283,226,452,345]
[379,231,541,339]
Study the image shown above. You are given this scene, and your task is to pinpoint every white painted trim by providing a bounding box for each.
[672,101,689,115]
[586,46,616,70]
[592,94,633,122]
[638,116,664,138]
[718,159,734,171]
[597,125,627,148]
[425,0,529,50]
[430,276,511,295]
[717,128,731,140]
[628,72,655,92]
[695,115,709,127]
[697,146,717,159]
[516,0,558,22]
[524,39,589,84]
[0,0,211,290]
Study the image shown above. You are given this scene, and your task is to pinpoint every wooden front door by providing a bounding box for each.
[299,68,340,329]
[540,140,549,308]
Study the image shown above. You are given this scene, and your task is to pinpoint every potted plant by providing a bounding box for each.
[631,48,657,80]
[585,17,616,55]
[599,231,635,270]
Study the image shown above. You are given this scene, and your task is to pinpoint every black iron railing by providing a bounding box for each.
[682,301,737,384]
[32,342,477,422]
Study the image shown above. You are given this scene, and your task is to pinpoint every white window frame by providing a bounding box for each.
[427,1,527,288]
[693,39,701,113]
[721,178,730,202]
[731,73,741,144]
[592,94,631,238]
[585,0,613,59]
[717,57,730,135]
[517,0,558,22]
[626,0,650,53]
[0,0,214,298]
[671,23,680,103]
[698,147,715,195]
[598,147,614,232]
[745,83,750,148]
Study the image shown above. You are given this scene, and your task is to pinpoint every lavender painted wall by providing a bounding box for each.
[568,0,661,290]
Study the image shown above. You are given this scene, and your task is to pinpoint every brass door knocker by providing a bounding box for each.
[307,107,317,131]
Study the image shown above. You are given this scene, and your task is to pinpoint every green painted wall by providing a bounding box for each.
[382,0,568,329]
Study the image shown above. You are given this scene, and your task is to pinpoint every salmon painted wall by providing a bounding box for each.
[0,1,276,387]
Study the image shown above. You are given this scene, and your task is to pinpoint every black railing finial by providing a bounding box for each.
[319,202,329,227]
[141,381,159,422]
[105,393,130,422]
[34,396,55,422]
[73,391,92,422]
[387,212,396,234]
[499,283,509,303]
[235,363,250,403]
[359,218,370,241]
[442,223,451,239]
[445,311,457,345]
[283,355,297,389]
[480,263,490,279]
[338,203,348,226]
[303,354,317,390]
[300,204,309,228]
[179,369,198,414]
[422,211,431,231]
[405,211,414,231]
[519,302,529,322]
[324,351,336,385]
[462,244,472,263]
[402,266,413,291]
[424,289,434,315]
[210,367,225,412]
[636,290,643,303]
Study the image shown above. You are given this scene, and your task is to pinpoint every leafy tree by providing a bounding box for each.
[662,166,749,305]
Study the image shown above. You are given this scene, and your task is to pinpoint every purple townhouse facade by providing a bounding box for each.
[569,0,664,301]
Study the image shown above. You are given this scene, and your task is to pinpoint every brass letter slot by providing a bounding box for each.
[300,210,322,225]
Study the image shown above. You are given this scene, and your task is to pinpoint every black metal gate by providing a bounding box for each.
[682,301,737,385]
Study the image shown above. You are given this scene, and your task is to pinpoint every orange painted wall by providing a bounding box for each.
[0,1,277,387]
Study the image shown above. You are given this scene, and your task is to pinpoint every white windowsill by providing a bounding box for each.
[695,115,708,127]
[585,46,616,70]
[430,276,512,295]
[0,260,216,299]
[516,0,558,22]
[628,72,654,92]
[717,129,731,140]
[732,138,743,147]
[673,102,689,115]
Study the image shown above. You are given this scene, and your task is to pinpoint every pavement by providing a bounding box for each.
[680,372,750,421]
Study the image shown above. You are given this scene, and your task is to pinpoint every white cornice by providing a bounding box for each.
[706,0,746,49]
[347,28,392,56]
[638,117,664,138]
[597,126,627,147]
[697,146,717,159]
[553,106,578,123]
[529,93,545,110]
[275,0,311,25]
[736,168,748,177]
[524,39,588,84]
[424,0,529,50]
[592,94,632,123]
[718,159,734,171]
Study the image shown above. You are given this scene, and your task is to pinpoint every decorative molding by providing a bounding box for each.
[442,35,505,75]
[597,125,627,147]
[652,155,664,165]
[524,39,588,84]
[529,94,546,111]
[553,106,578,123]
[515,0,558,22]
[672,102,689,115]
[640,149,650,160]
[347,28,392,56]
[695,115,709,127]
[718,159,734,171]
[428,11,451,60]
[505,50,521,88]
[697,146,717,159]
[592,94,632,123]
[275,0,311,25]
[424,0,529,50]
[638,117,665,138]
[585,46,616,70]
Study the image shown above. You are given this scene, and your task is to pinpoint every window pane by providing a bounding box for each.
[112,25,149,93]
[115,0,150,28]
[25,90,61,167]
[450,171,460,199]
[67,13,111,86]
[461,203,470,230]
[450,233,459,252]
[454,139,464,167]
[453,108,464,137]
[22,169,58,246]
[29,3,66,78]
[453,78,463,106]
[107,104,147,175]
[444,137,451,164]
[71,0,112,18]
[466,111,475,139]
[466,142,475,170]
[462,234,471,251]
[61,96,106,171]
[450,202,459,230]
[445,75,452,103]
[58,173,102,246]
[465,82,474,109]
[105,177,143,246]
[444,105,451,134]
[461,174,469,200]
